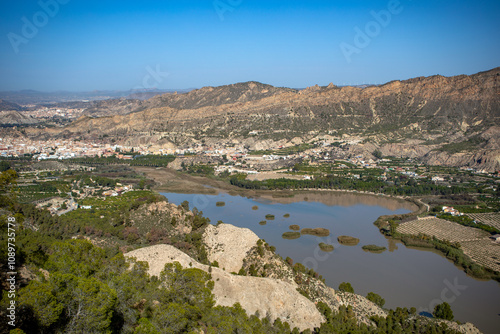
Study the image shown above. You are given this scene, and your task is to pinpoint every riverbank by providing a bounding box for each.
[160,190,500,333]
[139,166,499,281]
[136,166,421,212]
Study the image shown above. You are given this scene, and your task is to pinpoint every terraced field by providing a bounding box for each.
[460,240,500,272]
[397,217,488,242]
[397,217,500,272]
[466,213,500,231]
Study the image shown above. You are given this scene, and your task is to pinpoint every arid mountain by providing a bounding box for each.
[0,110,37,126]
[0,99,24,112]
[144,81,296,110]
[26,67,500,170]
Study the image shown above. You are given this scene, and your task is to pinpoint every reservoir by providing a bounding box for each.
[161,190,500,334]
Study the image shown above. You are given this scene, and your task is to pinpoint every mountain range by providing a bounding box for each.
[5,67,500,170]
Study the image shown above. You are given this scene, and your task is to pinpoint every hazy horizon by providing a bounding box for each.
[1,0,499,91]
[1,64,499,95]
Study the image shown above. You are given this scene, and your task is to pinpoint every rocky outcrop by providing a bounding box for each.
[125,244,324,331]
[203,223,259,273]
[126,222,482,334]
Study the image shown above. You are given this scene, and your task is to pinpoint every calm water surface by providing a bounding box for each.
[161,191,500,334]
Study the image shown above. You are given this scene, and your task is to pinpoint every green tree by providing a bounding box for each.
[18,280,63,328]
[0,169,17,207]
[180,200,190,211]
[9,329,26,334]
[51,273,117,333]
[159,262,214,310]
[0,160,10,172]
[433,302,454,320]
[338,282,354,293]
[372,149,383,159]
[152,302,194,334]
[45,239,106,278]
[366,292,385,308]
[133,318,160,334]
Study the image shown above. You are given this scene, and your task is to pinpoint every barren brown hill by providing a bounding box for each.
[25,67,500,170]
[0,99,24,112]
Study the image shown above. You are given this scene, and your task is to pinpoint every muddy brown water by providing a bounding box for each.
[161,190,500,334]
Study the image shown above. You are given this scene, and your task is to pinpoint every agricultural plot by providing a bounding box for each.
[460,240,500,272]
[397,217,500,272]
[466,213,500,231]
[397,217,488,242]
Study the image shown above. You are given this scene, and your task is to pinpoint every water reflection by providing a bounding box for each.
[161,190,500,334]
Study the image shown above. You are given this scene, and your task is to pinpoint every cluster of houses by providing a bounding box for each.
[102,185,133,197]
[441,206,463,216]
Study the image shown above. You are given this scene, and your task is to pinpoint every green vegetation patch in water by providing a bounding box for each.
[216,201,226,207]
[252,205,259,210]
[289,225,300,231]
[338,235,360,246]
[319,243,334,252]
[265,214,275,220]
[362,244,387,253]
[283,213,290,218]
[282,231,301,240]
[301,227,330,237]
[259,221,267,225]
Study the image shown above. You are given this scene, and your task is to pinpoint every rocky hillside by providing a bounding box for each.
[0,110,37,126]
[145,81,296,110]
[0,99,24,111]
[126,223,481,333]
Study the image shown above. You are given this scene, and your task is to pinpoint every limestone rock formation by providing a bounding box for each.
[125,244,324,331]
[203,223,260,273]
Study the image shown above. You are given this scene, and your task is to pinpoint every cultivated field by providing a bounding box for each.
[397,217,500,272]
[460,240,500,272]
[466,212,500,231]
[397,217,488,242]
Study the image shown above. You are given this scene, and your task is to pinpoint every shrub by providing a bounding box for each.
[282,232,301,240]
[366,292,385,308]
[265,214,275,220]
[433,302,454,320]
[301,228,330,237]
[338,282,354,293]
[215,201,225,207]
[289,225,300,231]
[337,235,359,245]
[362,245,387,253]
[319,243,334,252]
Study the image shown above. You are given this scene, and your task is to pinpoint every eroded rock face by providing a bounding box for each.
[203,223,260,273]
[211,271,323,331]
[125,224,482,334]
[33,68,499,171]
[125,244,324,331]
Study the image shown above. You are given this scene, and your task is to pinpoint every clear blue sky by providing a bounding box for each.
[0,0,499,91]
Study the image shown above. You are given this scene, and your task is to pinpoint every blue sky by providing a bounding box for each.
[0,0,499,91]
